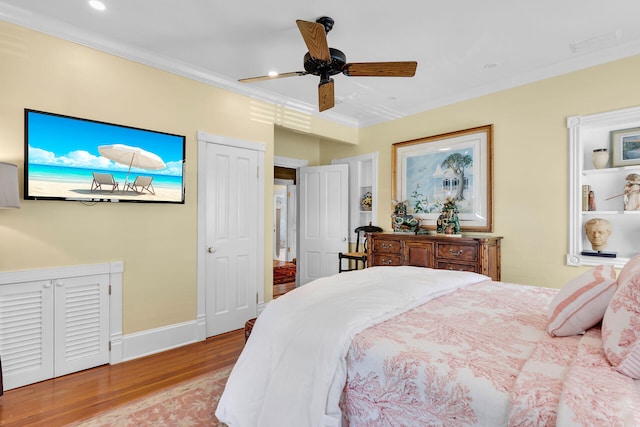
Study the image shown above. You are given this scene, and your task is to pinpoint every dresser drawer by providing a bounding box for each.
[436,242,477,261]
[435,261,478,273]
[373,239,401,254]
[366,233,502,281]
[371,254,402,266]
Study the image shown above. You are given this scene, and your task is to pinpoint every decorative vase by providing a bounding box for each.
[592,148,609,169]
[436,197,460,235]
[360,191,372,211]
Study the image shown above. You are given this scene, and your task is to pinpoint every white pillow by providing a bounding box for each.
[547,265,617,337]
[602,254,640,379]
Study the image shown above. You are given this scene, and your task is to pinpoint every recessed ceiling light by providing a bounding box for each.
[89,0,106,11]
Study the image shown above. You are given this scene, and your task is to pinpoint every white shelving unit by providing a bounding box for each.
[567,105,640,268]
[333,152,378,243]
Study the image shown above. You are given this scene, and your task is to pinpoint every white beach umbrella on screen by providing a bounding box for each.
[98,144,166,187]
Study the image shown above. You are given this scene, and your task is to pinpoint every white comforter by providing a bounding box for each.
[215,266,490,427]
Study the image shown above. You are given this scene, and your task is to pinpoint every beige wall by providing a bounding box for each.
[274,127,322,166]
[2,19,640,336]
[319,54,640,289]
[0,22,346,334]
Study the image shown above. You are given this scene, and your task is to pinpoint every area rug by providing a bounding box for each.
[68,366,232,426]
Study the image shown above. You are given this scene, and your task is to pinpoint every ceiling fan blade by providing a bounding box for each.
[343,61,418,77]
[318,79,335,112]
[296,19,331,62]
[238,71,307,83]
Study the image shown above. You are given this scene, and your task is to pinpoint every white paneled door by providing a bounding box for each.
[298,164,349,285]
[204,141,260,336]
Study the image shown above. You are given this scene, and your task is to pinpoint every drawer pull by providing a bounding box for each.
[449,249,463,257]
[381,243,393,249]
[382,258,393,265]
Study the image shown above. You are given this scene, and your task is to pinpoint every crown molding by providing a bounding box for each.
[0,5,360,129]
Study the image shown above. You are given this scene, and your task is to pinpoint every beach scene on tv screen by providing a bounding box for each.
[26,111,185,203]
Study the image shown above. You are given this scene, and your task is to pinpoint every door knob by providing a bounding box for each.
[208,246,216,253]
[342,237,347,241]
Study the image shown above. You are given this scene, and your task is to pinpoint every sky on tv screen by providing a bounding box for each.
[27,111,184,177]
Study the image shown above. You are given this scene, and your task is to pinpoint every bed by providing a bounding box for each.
[216,264,640,427]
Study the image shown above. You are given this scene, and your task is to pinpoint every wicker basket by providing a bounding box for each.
[244,318,257,342]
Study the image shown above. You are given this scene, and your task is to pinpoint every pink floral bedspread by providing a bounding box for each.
[340,281,640,426]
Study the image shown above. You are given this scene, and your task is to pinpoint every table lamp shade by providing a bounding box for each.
[0,162,20,208]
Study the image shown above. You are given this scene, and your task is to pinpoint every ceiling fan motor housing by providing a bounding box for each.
[303,48,346,81]
[315,16,334,33]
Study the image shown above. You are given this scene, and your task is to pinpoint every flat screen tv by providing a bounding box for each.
[24,109,185,204]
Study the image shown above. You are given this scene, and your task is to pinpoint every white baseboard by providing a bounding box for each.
[121,306,268,362]
[122,320,200,362]
[258,301,267,315]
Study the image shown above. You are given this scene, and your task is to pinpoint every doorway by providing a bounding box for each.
[273,165,297,298]
[274,185,287,261]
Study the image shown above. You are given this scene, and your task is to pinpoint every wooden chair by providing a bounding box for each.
[338,225,383,273]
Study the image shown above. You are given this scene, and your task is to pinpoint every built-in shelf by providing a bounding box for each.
[567,105,640,268]
[333,153,378,243]
[583,165,640,176]
[582,210,640,215]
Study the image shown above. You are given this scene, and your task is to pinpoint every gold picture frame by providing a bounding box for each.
[392,125,494,232]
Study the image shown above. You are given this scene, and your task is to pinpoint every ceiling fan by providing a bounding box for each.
[239,17,418,112]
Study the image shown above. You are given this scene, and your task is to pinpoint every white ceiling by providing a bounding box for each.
[2,0,640,128]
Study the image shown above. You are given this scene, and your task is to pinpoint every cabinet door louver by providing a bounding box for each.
[55,274,110,377]
[0,281,54,389]
[0,274,109,390]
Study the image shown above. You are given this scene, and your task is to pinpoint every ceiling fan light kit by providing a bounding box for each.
[239,16,418,112]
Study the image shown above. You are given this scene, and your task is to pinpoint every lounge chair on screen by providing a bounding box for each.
[90,172,119,192]
[125,176,155,195]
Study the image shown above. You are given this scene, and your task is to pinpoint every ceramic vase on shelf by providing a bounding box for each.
[360,191,372,211]
[592,148,609,169]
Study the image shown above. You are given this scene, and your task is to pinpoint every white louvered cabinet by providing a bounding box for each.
[0,274,109,390]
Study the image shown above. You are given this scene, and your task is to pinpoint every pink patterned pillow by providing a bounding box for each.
[602,254,640,379]
[547,265,617,337]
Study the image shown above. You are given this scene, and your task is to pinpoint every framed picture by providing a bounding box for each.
[611,126,640,167]
[392,125,493,232]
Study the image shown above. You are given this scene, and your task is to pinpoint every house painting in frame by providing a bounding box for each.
[393,125,493,232]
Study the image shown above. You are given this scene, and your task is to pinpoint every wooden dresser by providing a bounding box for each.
[366,233,502,281]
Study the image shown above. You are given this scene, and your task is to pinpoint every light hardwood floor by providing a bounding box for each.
[0,328,245,427]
